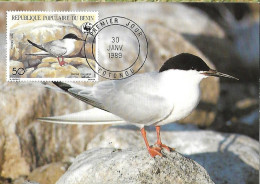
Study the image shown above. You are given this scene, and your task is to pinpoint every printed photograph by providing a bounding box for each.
[0,3,259,184]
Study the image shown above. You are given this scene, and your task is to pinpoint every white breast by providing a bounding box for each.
[156,69,205,126]
[63,39,76,55]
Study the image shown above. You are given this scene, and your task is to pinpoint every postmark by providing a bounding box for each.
[84,16,148,80]
[6,11,98,82]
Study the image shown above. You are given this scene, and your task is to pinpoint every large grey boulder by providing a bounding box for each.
[87,124,259,184]
[57,148,214,184]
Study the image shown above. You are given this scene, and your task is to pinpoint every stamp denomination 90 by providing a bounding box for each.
[6,11,98,82]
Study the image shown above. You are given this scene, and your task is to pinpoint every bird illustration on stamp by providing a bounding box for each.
[27,33,84,66]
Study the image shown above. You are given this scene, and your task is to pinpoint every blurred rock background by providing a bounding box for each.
[0,3,258,184]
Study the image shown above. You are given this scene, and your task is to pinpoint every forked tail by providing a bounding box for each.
[38,108,125,125]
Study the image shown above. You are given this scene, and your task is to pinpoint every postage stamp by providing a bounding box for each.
[6,11,98,82]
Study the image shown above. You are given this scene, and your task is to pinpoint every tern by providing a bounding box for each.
[39,53,238,157]
[27,33,84,66]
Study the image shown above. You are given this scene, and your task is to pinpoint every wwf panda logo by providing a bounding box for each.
[81,22,93,34]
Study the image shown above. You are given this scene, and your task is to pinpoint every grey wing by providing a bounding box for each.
[53,73,173,125]
[43,40,67,57]
[91,74,173,125]
[53,82,107,111]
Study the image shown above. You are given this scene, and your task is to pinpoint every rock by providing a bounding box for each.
[41,57,60,64]
[52,64,81,78]
[57,148,214,184]
[28,59,41,68]
[21,181,40,184]
[27,162,69,184]
[81,42,96,60]
[0,131,30,179]
[211,83,259,140]
[30,67,57,78]
[235,98,258,110]
[13,177,26,184]
[183,32,257,83]
[30,64,82,78]
[42,57,88,66]
[76,65,95,78]
[229,13,259,69]
[23,67,35,78]
[11,177,39,184]
[87,124,259,184]
[37,62,51,68]
[63,57,88,66]
[29,59,94,78]
[183,5,259,83]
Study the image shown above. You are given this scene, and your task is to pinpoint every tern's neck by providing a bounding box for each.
[160,69,205,86]
[159,69,205,108]
[64,39,78,44]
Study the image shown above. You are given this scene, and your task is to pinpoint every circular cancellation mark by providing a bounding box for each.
[83,16,148,80]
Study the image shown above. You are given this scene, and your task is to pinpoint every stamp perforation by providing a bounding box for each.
[6,11,99,82]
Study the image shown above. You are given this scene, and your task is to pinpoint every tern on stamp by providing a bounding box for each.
[39,53,238,157]
[27,33,84,66]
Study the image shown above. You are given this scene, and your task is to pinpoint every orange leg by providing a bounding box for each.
[155,126,173,152]
[59,56,67,66]
[141,128,162,157]
[57,56,67,66]
[57,57,62,66]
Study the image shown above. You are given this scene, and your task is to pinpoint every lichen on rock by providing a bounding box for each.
[57,148,215,184]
